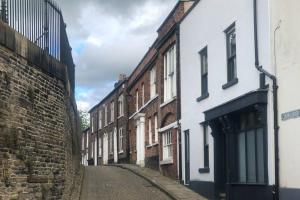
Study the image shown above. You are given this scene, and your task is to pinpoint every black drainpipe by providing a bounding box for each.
[253,1,279,200]
[176,23,182,182]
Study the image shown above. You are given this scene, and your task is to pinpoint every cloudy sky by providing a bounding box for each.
[55,0,177,111]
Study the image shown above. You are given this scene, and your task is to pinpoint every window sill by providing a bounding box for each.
[199,167,210,174]
[146,144,153,148]
[118,151,124,154]
[160,158,173,165]
[117,115,124,119]
[160,97,176,108]
[152,142,159,146]
[196,93,209,102]
[222,78,238,89]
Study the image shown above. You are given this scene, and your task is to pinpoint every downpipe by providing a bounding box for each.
[253,0,280,200]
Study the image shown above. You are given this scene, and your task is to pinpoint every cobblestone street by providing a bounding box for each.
[80,166,172,200]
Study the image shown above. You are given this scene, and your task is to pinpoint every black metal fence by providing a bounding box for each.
[0,0,75,91]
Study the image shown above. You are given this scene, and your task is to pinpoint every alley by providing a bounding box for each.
[80,166,172,200]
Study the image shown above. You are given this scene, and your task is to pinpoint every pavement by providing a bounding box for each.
[80,166,172,200]
[110,164,207,200]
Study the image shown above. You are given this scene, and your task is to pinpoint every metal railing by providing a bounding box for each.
[0,0,75,91]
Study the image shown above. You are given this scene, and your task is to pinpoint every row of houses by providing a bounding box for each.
[81,0,300,199]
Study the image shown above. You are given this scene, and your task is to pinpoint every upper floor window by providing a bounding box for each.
[164,45,176,102]
[98,110,102,129]
[142,83,145,105]
[226,24,237,82]
[150,67,156,98]
[136,90,139,112]
[200,47,208,96]
[91,116,94,133]
[104,105,108,126]
[118,95,124,117]
[110,101,114,122]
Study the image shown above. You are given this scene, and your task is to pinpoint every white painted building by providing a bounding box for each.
[180,0,300,199]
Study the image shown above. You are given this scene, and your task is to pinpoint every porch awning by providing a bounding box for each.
[204,90,268,121]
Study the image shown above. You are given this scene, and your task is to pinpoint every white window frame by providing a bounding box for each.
[136,90,139,111]
[148,118,152,145]
[98,137,102,157]
[142,83,145,105]
[91,141,94,158]
[119,128,124,152]
[164,45,176,102]
[109,132,113,154]
[154,114,158,142]
[150,67,156,98]
[111,101,114,122]
[104,105,108,126]
[98,110,102,129]
[91,116,94,133]
[118,95,124,117]
[162,129,173,161]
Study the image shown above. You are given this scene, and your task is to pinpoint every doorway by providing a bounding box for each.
[184,130,190,185]
[103,133,108,165]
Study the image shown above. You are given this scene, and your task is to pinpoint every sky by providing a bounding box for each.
[55,0,178,112]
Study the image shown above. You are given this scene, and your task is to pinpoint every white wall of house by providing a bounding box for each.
[270,0,300,189]
[180,0,274,184]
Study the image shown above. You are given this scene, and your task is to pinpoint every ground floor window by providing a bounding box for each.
[162,130,173,161]
[236,111,266,184]
[109,132,113,154]
[98,137,102,157]
[119,128,123,152]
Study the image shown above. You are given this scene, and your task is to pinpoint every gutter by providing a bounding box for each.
[253,1,279,199]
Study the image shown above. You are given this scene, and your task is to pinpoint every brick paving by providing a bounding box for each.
[112,164,207,200]
[80,166,172,200]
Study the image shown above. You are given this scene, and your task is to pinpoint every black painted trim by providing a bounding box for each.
[204,90,268,121]
[222,78,238,89]
[196,93,209,102]
[199,167,210,173]
[280,187,300,200]
[188,180,215,200]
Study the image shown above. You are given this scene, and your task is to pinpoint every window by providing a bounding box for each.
[118,95,124,117]
[200,47,208,96]
[91,141,94,158]
[162,130,173,161]
[164,45,176,101]
[111,101,114,122]
[104,105,108,126]
[98,110,102,129]
[136,90,139,111]
[98,137,102,157]
[226,24,237,82]
[119,128,124,152]
[148,118,152,145]
[154,114,158,142]
[236,111,265,184]
[150,67,156,98]
[109,132,113,154]
[203,124,209,168]
[91,116,94,133]
[142,83,145,105]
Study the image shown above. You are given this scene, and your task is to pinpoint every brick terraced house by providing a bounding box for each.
[89,75,129,165]
[81,127,90,166]
[127,0,195,179]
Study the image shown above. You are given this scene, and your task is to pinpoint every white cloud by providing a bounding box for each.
[56,0,177,112]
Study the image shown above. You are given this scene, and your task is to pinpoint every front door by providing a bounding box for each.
[94,139,98,166]
[184,130,190,185]
[103,134,108,165]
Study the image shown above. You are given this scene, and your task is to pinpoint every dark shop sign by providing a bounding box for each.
[281,110,300,121]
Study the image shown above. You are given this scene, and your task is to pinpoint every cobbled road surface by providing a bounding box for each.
[80,166,172,200]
